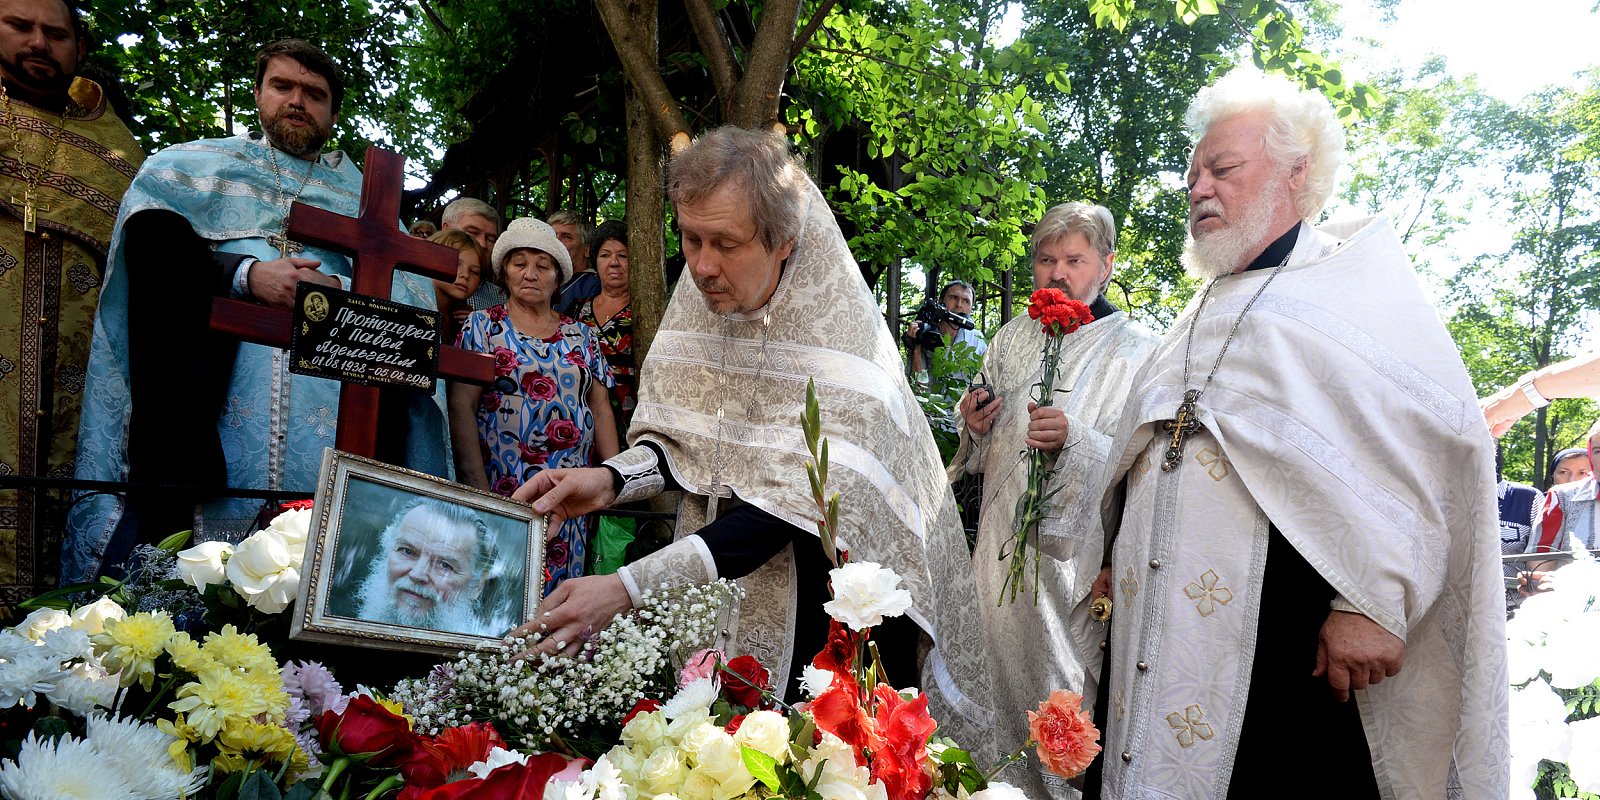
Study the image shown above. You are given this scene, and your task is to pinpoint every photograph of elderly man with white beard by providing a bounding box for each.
[325,482,527,639]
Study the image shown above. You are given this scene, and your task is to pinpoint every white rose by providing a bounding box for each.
[675,720,723,759]
[676,771,719,800]
[265,507,313,551]
[694,732,754,797]
[822,562,912,631]
[621,710,670,752]
[970,783,1029,800]
[664,707,713,743]
[16,608,70,642]
[175,541,234,593]
[225,529,302,614]
[637,746,687,796]
[68,598,126,636]
[732,710,791,763]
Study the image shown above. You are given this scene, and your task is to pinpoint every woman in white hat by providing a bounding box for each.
[450,217,618,595]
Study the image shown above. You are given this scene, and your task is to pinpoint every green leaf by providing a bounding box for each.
[937,747,976,766]
[238,768,283,800]
[742,745,782,791]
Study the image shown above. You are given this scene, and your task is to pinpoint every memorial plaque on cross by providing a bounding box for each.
[208,147,494,458]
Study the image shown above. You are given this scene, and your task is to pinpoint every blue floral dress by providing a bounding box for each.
[458,305,615,595]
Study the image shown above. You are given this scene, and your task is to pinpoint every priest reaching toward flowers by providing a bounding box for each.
[511,126,997,750]
[1090,69,1507,797]
[948,202,1155,800]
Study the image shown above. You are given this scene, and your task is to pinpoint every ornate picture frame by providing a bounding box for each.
[290,449,544,654]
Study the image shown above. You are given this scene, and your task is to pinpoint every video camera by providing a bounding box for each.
[904,299,975,351]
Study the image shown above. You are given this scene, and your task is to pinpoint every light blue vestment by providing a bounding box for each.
[64,135,451,580]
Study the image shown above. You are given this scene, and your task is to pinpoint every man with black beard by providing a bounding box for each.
[65,40,452,580]
[0,0,143,608]
[350,499,504,636]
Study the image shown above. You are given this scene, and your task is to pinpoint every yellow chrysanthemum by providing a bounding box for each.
[165,633,215,676]
[157,715,199,772]
[93,611,177,691]
[169,669,271,741]
[210,752,250,774]
[217,717,299,763]
[201,625,277,674]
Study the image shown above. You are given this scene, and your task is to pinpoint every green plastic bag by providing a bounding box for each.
[589,515,636,575]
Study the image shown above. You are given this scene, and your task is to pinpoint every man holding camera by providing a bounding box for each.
[947,202,1156,800]
[906,280,987,387]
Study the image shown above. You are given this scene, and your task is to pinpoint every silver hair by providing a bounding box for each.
[442,197,502,231]
[546,209,592,243]
[377,497,497,578]
[666,125,806,253]
[1184,69,1345,221]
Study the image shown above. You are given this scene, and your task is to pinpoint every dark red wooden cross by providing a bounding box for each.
[209,147,494,458]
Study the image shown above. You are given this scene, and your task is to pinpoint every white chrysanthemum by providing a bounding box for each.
[38,627,91,664]
[800,665,834,698]
[0,645,68,708]
[661,677,717,720]
[970,782,1028,800]
[0,731,136,799]
[1510,679,1573,791]
[86,714,209,800]
[823,562,913,631]
[48,662,119,716]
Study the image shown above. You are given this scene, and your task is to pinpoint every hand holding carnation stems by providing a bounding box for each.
[1003,290,1094,605]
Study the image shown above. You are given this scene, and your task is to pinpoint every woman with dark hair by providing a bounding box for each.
[1548,446,1593,489]
[449,218,618,594]
[576,220,636,436]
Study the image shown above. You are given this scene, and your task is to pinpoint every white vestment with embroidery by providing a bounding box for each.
[1098,218,1508,799]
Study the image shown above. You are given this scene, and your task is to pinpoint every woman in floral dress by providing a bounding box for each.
[450,218,617,595]
[576,220,636,438]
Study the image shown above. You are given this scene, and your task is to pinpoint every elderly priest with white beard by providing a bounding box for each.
[1089,69,1507,798]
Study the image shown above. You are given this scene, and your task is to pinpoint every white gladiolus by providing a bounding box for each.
[823,562,913,630]
[175,541,234,593]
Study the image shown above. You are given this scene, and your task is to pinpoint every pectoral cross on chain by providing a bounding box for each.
[1161,388,1203,472]
[12,190,49,233]
[267,231,304,258]
[705,483,734,523]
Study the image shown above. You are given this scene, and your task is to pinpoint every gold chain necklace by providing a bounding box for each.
[1,79,71,233]
[265,142,316,258]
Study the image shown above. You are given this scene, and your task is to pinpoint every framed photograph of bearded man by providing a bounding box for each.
[290,449,544,654]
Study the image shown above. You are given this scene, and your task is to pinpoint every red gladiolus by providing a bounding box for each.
[397,722,505,798]
[869,685,936,800]
[621,697,661,726]
[722,655,772,709]
[313,695,419,767]
[810,673,881,766]
[812,619,858,678]
[411,752,571,800]
[1028,690,1101,779]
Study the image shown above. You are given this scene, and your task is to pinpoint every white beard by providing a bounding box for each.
[1182,182,1291,279]
[356,559,488,635]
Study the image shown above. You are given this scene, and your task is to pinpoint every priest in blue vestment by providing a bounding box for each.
[63,40,451,581]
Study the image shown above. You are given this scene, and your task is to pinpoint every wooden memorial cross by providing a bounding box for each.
[209,147,494,458]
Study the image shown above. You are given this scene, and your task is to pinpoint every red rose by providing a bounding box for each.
[411,752,570,800]
[492,347,518,377]
[480,392,502,413]
[398,722,505,797]
[521,372,558,401]
[313,694,418,767]
[621,697,661,726]
[546,418,581,449]
[722,655,771,709]
[725,713,746,734]
[487,305,507,322]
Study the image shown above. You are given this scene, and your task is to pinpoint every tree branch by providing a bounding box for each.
[731,0,804,128]
[595,0,693,147]
[413,0,457,43]
[789,0,842,61]
[682,0,740,114]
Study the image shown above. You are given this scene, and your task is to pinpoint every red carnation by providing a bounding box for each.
[722,655,772,709]
[1026,289,1093,337]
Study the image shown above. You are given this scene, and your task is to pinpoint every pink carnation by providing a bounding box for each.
[680,648,722,687]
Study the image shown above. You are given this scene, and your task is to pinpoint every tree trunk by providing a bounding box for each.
[622,0,669,365]
[1000,263,1014,325]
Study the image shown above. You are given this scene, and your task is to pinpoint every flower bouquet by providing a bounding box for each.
[1002,289,1094,605]
[1507,547,1600,799]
